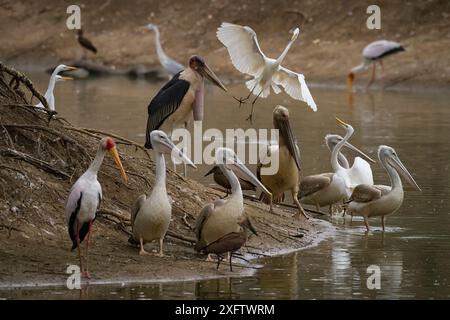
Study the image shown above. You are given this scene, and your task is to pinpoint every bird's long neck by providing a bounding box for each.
[87,147,106,176]
[351,61,369,74]
[337,152,350,169]
[153,150,167,192]
[331,129,353,172]
[382,158,403,191]
[276,38,295,65]
[44,74,57,101]
[152,27,167,60]
[221,165,243,200]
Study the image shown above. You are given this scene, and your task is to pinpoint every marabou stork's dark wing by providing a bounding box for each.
[145,72,190,148]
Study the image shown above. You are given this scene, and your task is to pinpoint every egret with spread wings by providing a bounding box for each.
[217,22,317,122]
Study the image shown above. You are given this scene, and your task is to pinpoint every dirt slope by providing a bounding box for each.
[1,0,449,88]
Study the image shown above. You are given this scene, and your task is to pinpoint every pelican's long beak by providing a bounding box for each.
[389,155,421,191]
[60,76,74,81]
[342,140,376,164]
[64,66,77,71]
[163,139,197,169]
[231,158,271,199]
[200,62,227,92]
[347,72,354,92]
[277,116,301,171]
[109,146,128,184]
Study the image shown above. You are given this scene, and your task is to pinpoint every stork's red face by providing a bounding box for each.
[100,137,128,184]
[104,137,116,151]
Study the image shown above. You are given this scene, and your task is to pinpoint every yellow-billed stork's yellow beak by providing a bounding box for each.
[109,146,128,184]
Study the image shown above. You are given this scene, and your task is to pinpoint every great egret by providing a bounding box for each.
[217,22,317,122]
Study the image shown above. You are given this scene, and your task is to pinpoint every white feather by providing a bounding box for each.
[217,22,266,77]
[273,67,317,111]
[217,22,317,112]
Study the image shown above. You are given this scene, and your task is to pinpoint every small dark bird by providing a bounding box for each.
[200,216,257,271]
[77,29,97,56]
[205,166,256,196]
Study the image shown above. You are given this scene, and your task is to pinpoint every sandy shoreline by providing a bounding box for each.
[0,203,334,290]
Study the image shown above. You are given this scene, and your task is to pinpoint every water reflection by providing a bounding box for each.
[1,74,449,299]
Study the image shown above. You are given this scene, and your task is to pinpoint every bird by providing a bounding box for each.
[194,148,271,262]
[204,165,256,196]
[129,130,196,256]
[347,40,404,92]
[201,216,257,271]
[217,22,317,122]
[346,145,421,232]
[144,24,184,78]
[36,64,76,111]
[144,55,227,176]
[257,105,308,218]
[65,137,128,278]
[128,130,197,257]
[77,29,98,57]
[299,133,375,214]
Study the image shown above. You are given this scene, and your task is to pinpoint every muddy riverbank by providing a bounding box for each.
[1,0,449,90]
[0,63,328,288]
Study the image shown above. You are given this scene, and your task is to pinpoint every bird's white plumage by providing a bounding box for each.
[348,157,374,186]
[65,172,101,224]
[217,22,317,111]
[362,40,402,60]
[146,24,184,77]
[273,67,317,111]
[216,22,266,77]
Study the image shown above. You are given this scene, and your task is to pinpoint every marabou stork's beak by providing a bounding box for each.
[199,62,228,92]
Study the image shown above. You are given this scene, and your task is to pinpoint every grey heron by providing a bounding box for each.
[145,24,184,78]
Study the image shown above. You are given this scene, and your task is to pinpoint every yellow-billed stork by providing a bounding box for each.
[65,137,127,278]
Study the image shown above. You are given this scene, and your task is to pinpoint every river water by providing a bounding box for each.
[2,73,449,299]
